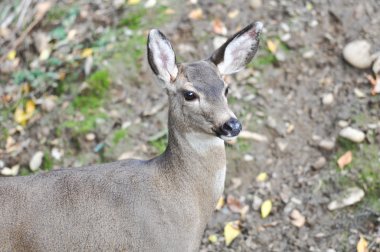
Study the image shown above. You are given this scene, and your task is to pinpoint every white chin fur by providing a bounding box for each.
[220,135,238,142]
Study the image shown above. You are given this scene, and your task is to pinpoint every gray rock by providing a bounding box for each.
[319,139,335,151]
[249,0,262,9]
[343,40,373,69]
[29,151,44,171]
[322,93,334,105]
[339,127,365,143]
[312,156,326,170]
[252,195,263,211]
[328,187,365,210]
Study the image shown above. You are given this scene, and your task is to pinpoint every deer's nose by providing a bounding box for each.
[221,118,242,137]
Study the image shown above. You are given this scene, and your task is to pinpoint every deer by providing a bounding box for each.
[0,21,263,251]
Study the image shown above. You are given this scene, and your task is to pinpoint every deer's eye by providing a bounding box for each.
[183,91,198,101]
[224,87,229,97]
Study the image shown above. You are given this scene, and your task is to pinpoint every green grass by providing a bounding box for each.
[113,129,128,145]
[61,70,111,135]
[41,152,54,171]
[149,136,167,154]
[333,137,380,211]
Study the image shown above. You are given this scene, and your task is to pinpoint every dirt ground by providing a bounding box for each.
[0,0,379,251]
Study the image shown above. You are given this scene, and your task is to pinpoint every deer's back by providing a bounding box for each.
[0,159,201,252]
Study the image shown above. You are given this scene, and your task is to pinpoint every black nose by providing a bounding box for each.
[220,118,242,137]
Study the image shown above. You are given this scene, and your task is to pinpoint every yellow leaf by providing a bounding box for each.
[81,48,93,58]
[224,221,241,246]
[21,83,30,94]
[39,49,51,61]
[25,100,36,116]
[14,106,27,126]
[261,200,272,218]
[7,50,17,60]
[337,151,352,169]
[357,235,368,252]
[256,172,268,182]
[266,39,277,54]
[228,10,239,19]
[127,0,140,5]
[208,234,218,243]
[188,8,203,20]
[215,196,224,210]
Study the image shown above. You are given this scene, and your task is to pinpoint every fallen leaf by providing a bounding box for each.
[208,234,218,243]
[81,48,93,58]
[337,151,352,169]
[256,172,268,182]
[227,195,243,213]
[39,49,51,61]
[14,100,36,126]
[7,50,17,60]
[25,100,36,115]
[228,10,239,19]
[289,209,306,228]
[127,0,141,5]
[36,1,53,19]
[357,235,368,252]
[21,83,30,94]
[188,8,203,20]
[212,18,227,35]
[164,8,175,15]
[215,196,224,210]
[261,199,272,218]
[267,39,277,54]
[240,205,249,219]
[224,221,241,246]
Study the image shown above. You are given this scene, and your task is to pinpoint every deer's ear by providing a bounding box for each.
[210,22,263,75]
[147,29,178,83]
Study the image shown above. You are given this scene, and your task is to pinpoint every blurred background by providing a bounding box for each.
[0,0,379,251]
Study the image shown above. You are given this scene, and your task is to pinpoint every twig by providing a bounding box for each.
[0,1,52,62]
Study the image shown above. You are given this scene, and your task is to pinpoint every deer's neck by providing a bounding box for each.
[158,111,227,203]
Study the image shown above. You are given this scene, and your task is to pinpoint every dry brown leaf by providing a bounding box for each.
[212,18,227,35]
[215,196,225,210]
[226,195,243,213]
[36,1,53,19]
[188,8,203,20]
[337,151,352,169]
[289,209,306,228]
[228,10,239,19]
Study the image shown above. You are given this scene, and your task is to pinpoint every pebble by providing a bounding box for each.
[51,147,63,160]
[1,165,20,176]
[339,127,365,143]
[343,40,373,69]
[373,55,380,75]
[0,160,4,168]
[275,138,288,152]
[328,187,365,210]
[354,88,366,98]
[243,154,254,162]
[249,0,262,9]
[29,151,44,171]
[322,93,334,105]
[311,156,326,170]
[326,249,336,252]
[275,51,286,61]
[41,95,57,112]
[213,36,227,50]
[337,120,349,128]
[280,33,291,42]
[85,133,96,141]
[252,195,263,211]
[319,139,335,151]
[289,209,306,228]
[302,50,314,59]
